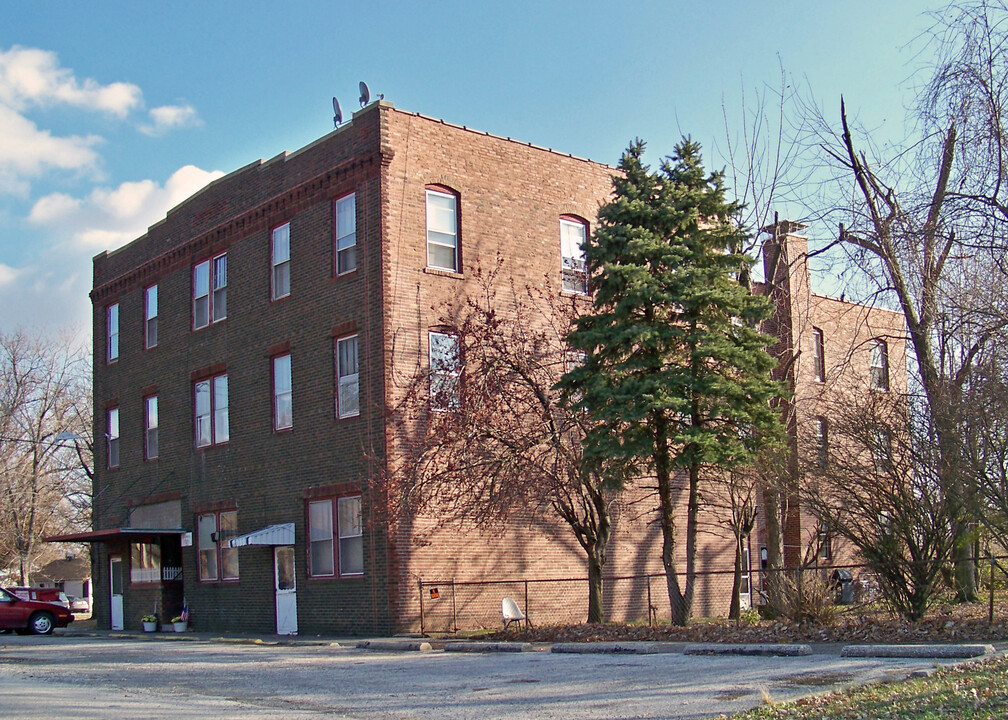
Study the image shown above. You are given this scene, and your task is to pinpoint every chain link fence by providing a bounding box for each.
[417,557,1008,634]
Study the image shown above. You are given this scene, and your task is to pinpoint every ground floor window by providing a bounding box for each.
[130,542,161,583]
[307,494,363,577]
[198,509,239,581]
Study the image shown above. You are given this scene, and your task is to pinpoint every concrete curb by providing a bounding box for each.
[840,643,995,659]
[443,641,531,653]
[683,643,812,656]
[357,639,434,652]
[551,642,674,654]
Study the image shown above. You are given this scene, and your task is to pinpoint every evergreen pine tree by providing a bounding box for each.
[560,138,785,625]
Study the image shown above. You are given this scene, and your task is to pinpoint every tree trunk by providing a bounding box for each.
[676,461,701,626]
[729,533,743,620]
[587,547,605,624]
[654,412,686,623]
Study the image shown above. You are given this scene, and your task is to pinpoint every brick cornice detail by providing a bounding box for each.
[91,151,381,303]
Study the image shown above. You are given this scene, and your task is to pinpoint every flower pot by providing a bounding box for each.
[173,621,187,632]
[142,621,157,632]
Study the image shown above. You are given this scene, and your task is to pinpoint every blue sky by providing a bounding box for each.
[0,1,943,340]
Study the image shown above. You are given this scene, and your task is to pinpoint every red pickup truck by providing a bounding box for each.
[0,587,74,634]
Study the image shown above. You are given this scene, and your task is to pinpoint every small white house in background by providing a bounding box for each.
[36,553,92,613]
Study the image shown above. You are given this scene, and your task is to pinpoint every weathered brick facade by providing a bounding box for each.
[84,102,905,635]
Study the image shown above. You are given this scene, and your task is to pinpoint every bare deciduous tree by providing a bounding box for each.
[0,330,92,585]
[798,1,1008,601]
[380,261,629,623]
[802,390,959,621]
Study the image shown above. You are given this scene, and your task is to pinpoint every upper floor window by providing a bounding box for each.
[308,495,363,577]
[271,223,291,300]
[198,509,238,581]
[106,303,119,362]
[335,194,357,275]
[107,406,119,468]
[429,331,460,410]
[870,338,889,390]
[336,335,360,419]
[814,416,828,469]
[872,426,893,473]
[426,188,458,272]
[193,253,227,329]
[812,327,825,383]
[144,285,158,349]
[560,217,588,294]
[144,395,158,460]
[195,373,229,447]
[273,353,293,431]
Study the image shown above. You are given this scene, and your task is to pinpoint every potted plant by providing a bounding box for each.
[171,615,187,632]
[142,615,158,632]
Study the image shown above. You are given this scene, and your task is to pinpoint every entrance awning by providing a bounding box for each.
[228,523,295,548]
[44,528,186,543]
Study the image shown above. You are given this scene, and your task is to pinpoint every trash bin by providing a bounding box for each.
[831,569,854,605]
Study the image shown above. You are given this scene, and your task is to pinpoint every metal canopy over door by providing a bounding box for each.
[109,556,124,630]
[274,546,297,635]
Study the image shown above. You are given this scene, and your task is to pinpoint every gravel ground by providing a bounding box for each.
[0,633,984,720]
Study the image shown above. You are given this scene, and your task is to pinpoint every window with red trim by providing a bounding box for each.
[194,373,229,447]
[307,495,363,577]
[198,509,238,581]
[193,253,227,329]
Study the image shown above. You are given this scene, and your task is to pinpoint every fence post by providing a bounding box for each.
[990,551,996,625]
[451,577,457,634]
[524,579,529,628]
[418,578,425,636]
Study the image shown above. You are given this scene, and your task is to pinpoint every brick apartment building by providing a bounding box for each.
[66,100,904,635]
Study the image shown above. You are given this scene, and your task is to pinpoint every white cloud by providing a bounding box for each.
[29,164,225,251]
[0,262,18,287]
[139,104,201,136]
[0,105,102,195]
[0,46,141,115]
[0,164,224,338]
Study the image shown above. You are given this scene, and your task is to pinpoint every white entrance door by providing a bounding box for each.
[109,556,124,630]
[739,546,752,611]
[274,546,297,635]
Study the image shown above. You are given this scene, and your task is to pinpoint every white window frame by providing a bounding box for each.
[107,303,119,362]
[428,331,460,411]
[425,189,458,272]
[194,373,229,447]
[812,327,825,382]
[814,416,828,469]
[273,353,293,430]
[193,252,227,329]
[144,284,158,349]
[560,218,588,294]
[870,339,889,390]
[271,223,291,300]
[335,193,357,275]
[107,406,119,468]
[144,395,158,460]
[336,335,360,419]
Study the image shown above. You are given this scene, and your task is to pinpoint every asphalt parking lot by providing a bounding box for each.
[0,632,995,720]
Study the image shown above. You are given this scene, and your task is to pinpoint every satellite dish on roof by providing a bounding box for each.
[359,81,371,107]
[332,96,342,127]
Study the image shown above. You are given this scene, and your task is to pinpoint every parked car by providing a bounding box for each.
[67,595,91,613]
[0,587,74,634]
[5,586,71,610]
